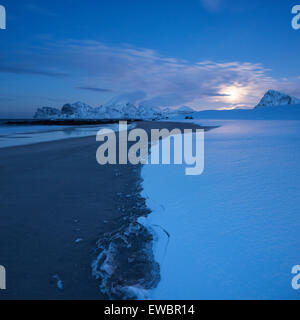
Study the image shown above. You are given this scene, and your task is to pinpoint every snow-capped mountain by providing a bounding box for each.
[34,107,61,119]
[177,106,195,114]
[170,106,195,115]
[99,101,163,119]
[34,101,165,120]
[34,97,194,120]
[255,90,300,108]
[161,106,195,117]
[61,102,96,118]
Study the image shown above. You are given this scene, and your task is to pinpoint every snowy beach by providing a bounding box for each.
[140,120,300,300]
[1,116,300,300]
[0,121,205,299]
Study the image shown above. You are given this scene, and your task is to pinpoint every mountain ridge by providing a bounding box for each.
[34,100,196,120]
[255,90,300,108]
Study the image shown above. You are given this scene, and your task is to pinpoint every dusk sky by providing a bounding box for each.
[0,0,299,117]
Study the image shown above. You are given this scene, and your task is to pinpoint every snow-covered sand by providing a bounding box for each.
[140,120,300,300]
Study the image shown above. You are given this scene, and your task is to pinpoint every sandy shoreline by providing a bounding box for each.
[0,121,207,300]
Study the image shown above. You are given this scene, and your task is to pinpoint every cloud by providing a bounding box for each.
[77,86,113,93]
[0,65,68,77]
[1,39,296,109]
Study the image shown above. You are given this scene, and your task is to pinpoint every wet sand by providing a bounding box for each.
[0,121,208,300]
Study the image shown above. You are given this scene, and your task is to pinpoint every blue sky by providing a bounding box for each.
[0,0,299,117]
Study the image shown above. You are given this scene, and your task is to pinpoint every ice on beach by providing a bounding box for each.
[140,120,300,300]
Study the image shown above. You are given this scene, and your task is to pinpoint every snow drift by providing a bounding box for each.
[140,119,300,299]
